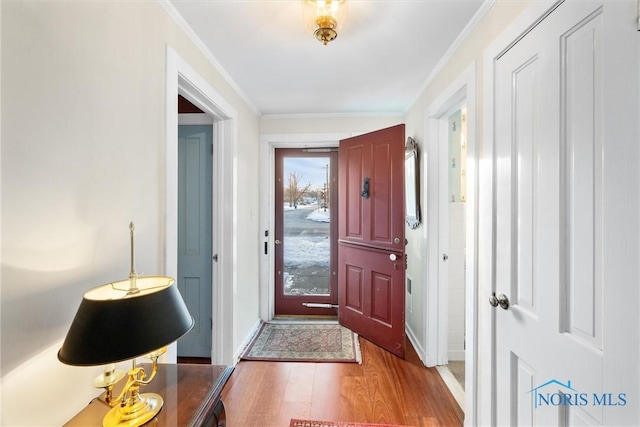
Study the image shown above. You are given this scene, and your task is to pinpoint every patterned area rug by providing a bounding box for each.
[290,419,413,427]
[241,323,362,363]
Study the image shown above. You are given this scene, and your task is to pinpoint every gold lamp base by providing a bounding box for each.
[102,393,163,427]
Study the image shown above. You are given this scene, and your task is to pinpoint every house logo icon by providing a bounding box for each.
[527,379,577,408]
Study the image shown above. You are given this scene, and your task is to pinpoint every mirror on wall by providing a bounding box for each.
[405,137,421,229]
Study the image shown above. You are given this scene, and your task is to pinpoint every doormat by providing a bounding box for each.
[290,419,413,427]
[241,323,362,363]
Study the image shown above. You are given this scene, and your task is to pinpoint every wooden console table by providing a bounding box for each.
[64,364,234,427]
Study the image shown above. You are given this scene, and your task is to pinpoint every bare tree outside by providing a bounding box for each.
[285,171,312,208]
[280,157,331,297]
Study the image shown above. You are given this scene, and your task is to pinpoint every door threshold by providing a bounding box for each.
[301,302,338,309]
[436,365,465,411]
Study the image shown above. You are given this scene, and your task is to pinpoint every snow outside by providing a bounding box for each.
[283,204,330,295]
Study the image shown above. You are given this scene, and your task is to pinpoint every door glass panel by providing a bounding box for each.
[448,108,467,203]
[283,157,331,296]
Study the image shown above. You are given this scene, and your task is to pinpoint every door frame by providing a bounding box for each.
[166,46,238,365]
[259,133,352,321]
[423,63,477,423]
[479,1,565,425]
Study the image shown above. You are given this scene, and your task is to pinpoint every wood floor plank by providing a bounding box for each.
[283,364,316,404]
[221,337,463,427]
[308,364,348,419]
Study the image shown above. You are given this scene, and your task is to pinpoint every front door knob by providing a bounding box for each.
[489,293,509,310]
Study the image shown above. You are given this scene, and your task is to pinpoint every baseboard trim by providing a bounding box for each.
[406,323,427,365]
[233,319,263,364]
[448,350,465,361]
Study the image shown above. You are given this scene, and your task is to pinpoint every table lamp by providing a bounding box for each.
[58,223,194,427]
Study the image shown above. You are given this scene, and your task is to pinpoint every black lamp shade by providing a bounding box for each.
[58,277,194,366]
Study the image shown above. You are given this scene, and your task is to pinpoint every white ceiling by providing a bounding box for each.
[167,0,486,116]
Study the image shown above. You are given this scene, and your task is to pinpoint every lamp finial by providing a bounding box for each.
[128,221,139,294]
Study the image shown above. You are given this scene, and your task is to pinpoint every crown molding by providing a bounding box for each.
[406,0,496,113]
[262,111,404,120]
[158,0,261,115]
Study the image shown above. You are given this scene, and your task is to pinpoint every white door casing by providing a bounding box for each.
[166,46,238,365]
[483,1,639,425]
[423,62,478,425]
[258,133,351,322]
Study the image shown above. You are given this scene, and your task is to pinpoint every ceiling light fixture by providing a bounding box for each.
[303,0,348,46]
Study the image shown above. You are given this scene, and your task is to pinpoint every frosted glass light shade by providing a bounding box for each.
[302,0,348,45]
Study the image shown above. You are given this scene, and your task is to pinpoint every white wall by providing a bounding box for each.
[403,0,530,361]
[260,114,403,136]
[401,1,532,423]
[448,202,466,360]
[1,2,260,425]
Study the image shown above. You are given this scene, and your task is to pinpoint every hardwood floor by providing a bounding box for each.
[221,337,464,427]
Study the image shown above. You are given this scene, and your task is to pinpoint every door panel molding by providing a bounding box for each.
[339,244,405,357]
[560,10,603,349]
[339,126,406,253]
[482,1,639,425]
[342,143,366,240]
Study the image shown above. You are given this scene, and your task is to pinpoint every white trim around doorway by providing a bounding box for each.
[165,45,238,366]
[258,133,349,322]
[423,62,478,426]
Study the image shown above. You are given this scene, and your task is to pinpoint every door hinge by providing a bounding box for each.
[213,254,218,262]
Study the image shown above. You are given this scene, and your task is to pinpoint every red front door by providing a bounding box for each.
[338,124,406,358]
